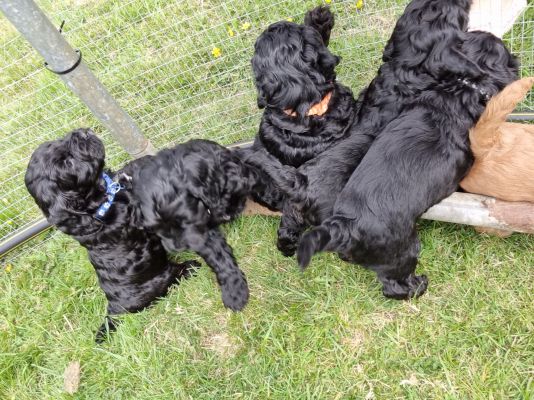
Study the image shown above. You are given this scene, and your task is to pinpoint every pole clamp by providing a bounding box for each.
[44,49,82,75]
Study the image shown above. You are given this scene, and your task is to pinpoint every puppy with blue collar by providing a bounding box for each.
[25,128,257,341]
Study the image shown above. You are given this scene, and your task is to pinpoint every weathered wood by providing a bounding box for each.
[241,199,281,217]
[243,192,534,234]
[422,192,534,234]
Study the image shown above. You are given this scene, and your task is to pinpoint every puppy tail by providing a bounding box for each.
[304,6,335,46]
[297,217,354,269]
[297,226,331,270]
[470,77,534,156]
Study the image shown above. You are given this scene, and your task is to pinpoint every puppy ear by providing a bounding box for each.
[46,203,70,226]
[304,6,335,46]
[467,32,519,74]
[251,55,270,109]
[382,37,395,62]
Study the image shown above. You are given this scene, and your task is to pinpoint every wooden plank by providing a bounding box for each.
[422,192,534,233]
[244,192,534,234]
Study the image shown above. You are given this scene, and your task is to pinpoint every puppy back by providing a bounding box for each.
[304,6,335,46]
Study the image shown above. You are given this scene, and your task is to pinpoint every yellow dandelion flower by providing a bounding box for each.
[286,17,294,22]
[356,0,364,10]
[241,22,251,31]
[212,47,222,58]
[5,264,12,273]
[227,27,235,37]
[325,0,332,4]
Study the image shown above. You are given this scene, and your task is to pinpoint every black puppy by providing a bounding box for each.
[121,139,268,312]
[25,130,264,340]
[243,6,358,211]
[297,5,519,299]
[25,129,198,341]
[252,0,480,258]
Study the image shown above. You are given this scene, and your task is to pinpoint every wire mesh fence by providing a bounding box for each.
[1,0,533,264]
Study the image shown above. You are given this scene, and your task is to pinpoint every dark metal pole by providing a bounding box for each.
[0,0,155,158]
[0,219,52,260]
[507,111,534,121]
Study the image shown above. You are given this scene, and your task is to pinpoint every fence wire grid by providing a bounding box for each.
[1,0,533,265]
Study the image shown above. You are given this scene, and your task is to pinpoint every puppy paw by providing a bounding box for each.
[277,236,297,257]
[95,316,119,344]
[381,274,428,300]
[174,260,201,280]
[221,273,249,311]
[338,252,355,263]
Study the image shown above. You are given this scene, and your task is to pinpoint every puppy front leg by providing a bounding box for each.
[94,300,127,343]
[242,147,307,205]
[277,203,307,257]
[186,228,249,311]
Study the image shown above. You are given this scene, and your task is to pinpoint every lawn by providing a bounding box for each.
[1,0,533,399]
[1,219,533,398]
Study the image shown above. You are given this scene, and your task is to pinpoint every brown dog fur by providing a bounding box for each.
[461,77,534,202]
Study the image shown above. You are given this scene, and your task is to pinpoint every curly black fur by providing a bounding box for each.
[122,139,272,312]
[25,131,265,340]
[296,1,519,300]
[242,6,357,211]
[247,0,487,259]
[24,129,199,341]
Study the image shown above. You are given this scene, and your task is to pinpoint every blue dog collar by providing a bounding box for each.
[95,173,124,221]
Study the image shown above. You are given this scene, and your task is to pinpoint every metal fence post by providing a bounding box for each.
[0,0,156,158]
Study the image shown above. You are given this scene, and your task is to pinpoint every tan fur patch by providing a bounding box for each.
[461,77,534,203]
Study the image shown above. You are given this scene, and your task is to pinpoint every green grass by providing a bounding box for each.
[1,218,533,398]
[1,0,534,398]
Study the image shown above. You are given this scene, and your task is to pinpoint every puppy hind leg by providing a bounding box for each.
[375,236,428,300]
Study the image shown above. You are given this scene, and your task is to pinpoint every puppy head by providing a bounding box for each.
[461,31,519,90]
[251,16,340,117]
[405,0,470,31]
[25,128,105,223]
[383,0,471,62]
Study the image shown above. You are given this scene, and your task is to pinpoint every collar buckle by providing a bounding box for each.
[94,173,124,221]
[458,78,490,102]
